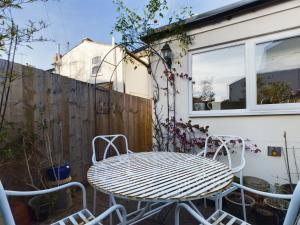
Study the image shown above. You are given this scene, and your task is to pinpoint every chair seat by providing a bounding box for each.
[51,208,102,225]
[207,210,250,225]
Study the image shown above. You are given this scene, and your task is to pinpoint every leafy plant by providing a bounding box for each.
[257,77,296,104]
[0,0,54,190]
[0,102,65,189]
[161,117,208,152]
[0,0,49,53]
[0,120,47,189]
[112,0,193,53]
[0,0,51,133]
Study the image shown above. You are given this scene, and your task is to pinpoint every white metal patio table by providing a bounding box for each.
[87,152,233,224]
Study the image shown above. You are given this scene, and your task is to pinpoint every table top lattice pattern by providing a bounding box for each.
[87,152,233,202]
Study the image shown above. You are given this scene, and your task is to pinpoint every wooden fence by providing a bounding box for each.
[0,60,152,186]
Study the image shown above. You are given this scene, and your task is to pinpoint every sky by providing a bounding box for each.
[7,0,240,70]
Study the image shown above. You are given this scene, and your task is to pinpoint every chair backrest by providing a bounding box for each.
[284,181,300,225]
[203,135,245,173]
[92,134,130,164]
[0,181,16,225]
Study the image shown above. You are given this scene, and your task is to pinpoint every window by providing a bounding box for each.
[191,45,246,111]
[92,56,101,64]
[256,36,300,105]
[92,66,100,75]
[189,30,300,116]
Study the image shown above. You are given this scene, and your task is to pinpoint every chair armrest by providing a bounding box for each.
[232,182,292,200]
[85,204,126,225]
[5,182,87,208]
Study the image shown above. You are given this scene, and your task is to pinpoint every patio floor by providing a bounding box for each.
[33,185,286,225]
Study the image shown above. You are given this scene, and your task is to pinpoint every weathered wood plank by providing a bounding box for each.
[2,60,152,185]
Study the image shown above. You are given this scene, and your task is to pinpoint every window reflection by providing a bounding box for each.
[192,45,246,111]
[256,36,300,104]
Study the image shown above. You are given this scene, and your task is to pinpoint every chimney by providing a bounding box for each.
[52,43,62,73]
[112,36,115,47]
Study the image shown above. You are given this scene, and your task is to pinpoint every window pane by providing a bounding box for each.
[92,56,101,64]
[192,45,246,111]
[92,66,100,74]
[256,36,300,105]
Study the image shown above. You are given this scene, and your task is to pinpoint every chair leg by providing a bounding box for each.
[219,196,223,210]
[109,195,113,225]
[93,188,97,214]
[240,172,247,222]
[215,196,219,210]
[137,201,142,210]
[241,188,247,222]
[204,198,207,208]
[175,203,180,225]
[175,203,210,225]
[110,195,124,223]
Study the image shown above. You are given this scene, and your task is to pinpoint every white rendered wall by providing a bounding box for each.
[151,0,300,185]
[56,40,151,97]
[58,40,118,85]
[124,59,152,99]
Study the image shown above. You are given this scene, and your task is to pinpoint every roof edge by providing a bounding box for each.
[143,0,290,42]
[61,38,112,58]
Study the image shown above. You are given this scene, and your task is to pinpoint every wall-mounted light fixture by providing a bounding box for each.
[161,43,172,69]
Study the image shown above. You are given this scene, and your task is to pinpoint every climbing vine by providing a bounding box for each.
[111,0,261,154]
[0,0,55,189]
[112,1,213,153]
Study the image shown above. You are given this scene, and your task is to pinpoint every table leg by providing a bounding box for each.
[93,188,97,215]
[215,196,219,210]
[187,201,204,218]
[113,201,173,225]
[109,195,113,225]
[175,203,210,225]
[111,195,125,222]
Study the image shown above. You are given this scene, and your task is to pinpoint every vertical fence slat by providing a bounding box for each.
[1,60,152,186]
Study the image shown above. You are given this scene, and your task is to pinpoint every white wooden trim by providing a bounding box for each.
[189,109,300,117]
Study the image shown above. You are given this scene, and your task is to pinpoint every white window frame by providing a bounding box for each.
[188,28,300,117]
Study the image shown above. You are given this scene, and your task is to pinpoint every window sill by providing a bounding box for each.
[188,109,300,118]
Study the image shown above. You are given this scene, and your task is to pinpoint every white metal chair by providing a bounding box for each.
[175,181,300,225]
[91,134,172,225]
[0,181,127,225]
[198,135,247,221]
[92,134,133,214]
[92,134,132,164]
